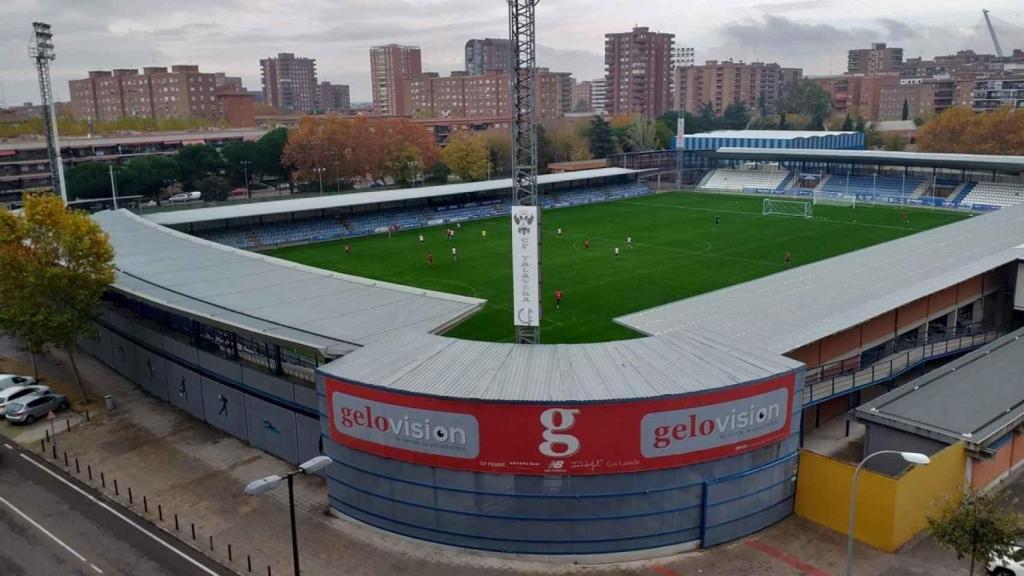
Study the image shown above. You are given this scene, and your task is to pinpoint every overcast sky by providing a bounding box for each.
[2,0,1023,106]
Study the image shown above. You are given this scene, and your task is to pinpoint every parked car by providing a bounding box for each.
[187,190,202,201]
[0,385,49,415]
[4,392,69,425]
[0,374,36,391]
[989,544,1024,575]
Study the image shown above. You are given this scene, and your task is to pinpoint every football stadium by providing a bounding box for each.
[83,132,1024,558]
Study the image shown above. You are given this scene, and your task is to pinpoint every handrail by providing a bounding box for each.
[802,328,1003,406]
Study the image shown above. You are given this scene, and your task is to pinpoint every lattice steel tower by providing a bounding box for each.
[29,22,67,204]
[508,0,541,344]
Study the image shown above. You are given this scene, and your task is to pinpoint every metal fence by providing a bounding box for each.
[801,328,1002,406]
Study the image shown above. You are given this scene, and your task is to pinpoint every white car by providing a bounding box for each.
[0,374,36,391]
[0,385,49,415]
[168,192,190,203]
[989,544,1024,575]
[187,190,202,201]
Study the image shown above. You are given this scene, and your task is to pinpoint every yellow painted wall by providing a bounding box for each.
[794,442,965,552]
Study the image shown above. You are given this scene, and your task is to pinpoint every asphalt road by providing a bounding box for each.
[0,440,235,576]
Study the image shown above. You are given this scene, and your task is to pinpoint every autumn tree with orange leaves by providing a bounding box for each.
[917,106,1024,155]
[283,116,439,188]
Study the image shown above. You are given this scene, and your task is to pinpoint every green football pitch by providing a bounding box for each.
[267,192,969,344]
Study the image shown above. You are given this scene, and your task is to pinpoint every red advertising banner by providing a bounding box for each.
[325,372,796,475]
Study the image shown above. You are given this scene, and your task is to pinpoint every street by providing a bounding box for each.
[0,441,234,576]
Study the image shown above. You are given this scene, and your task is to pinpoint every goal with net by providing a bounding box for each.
[813,191,857,208]
[762,198,812,218]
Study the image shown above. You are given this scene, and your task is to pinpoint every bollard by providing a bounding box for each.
[209,535,213,551]
[114,479,119,496]
[174,513,179,531]
[128,487,133,504]
[228,544,233,562]
[85,409,90,422]
[45,429,50,443]
[51,444,57,459]
[104,395,115,411]
[101,472,106,488]
[63,451,68,467]
[267,565,271,576]
[143,496,148,513]
[75,457,80,474]
[87,464,92,480]
[191,523,196,540]
[158,504,163,521]
[40,438,45,453]
[247,555,251,572]
[65,418,70,432]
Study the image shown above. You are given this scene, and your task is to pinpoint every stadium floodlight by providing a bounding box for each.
[763,198,813,219]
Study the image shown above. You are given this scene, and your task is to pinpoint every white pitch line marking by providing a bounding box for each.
[90,563,104,573]
[20,453,221,576]
[3,443,12,449]
[0,494,102,573]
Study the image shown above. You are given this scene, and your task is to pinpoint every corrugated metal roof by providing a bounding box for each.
[145,168,640,226]
[319,329,802,402]
[0,129,266,151]
[854,328,1024,449]
[93,210,485,357]
[616,204,1024,354]
[689,130,858,139]
[706,147,1024,172]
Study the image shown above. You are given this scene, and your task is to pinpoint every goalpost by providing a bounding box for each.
[763,198,813,219]
[813,190,857,208]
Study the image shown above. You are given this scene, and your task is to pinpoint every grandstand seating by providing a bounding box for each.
[960,181,1024,209]
[818,174,924,203]
[195,183,651,250]
[699,169,790,192]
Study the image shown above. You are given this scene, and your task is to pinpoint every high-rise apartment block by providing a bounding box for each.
[673,60,800,115]
[465,38,511,75]
[260,53,318,113]
[604,27,674,118]
[672,46,695,69]
[371,44,422,115]
[573,80,593,112]
[69,65,222,123]
[317,82,351,113]
[848,43,904,75]
[407,68,570,120]
[591,79,607,113]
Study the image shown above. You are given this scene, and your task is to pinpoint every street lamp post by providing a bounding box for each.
[244,456,331,576]
[313,167,325,196]
[241,160,251,199]
[846,450,931,576]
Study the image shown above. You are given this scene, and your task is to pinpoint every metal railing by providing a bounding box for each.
[801,328,1003,406]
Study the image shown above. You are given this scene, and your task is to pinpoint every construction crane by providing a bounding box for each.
[508,0,542,344]
[982,9,1005,58]
[28,22,67,204]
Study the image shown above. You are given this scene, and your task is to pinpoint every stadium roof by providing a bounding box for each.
[0,129,266,152]
[145,168,640,227]
[688,130,859,139]
[319,329,802,402]
[706,147,1024,173]
[93,210,484,357]
[854,328,1024,452]
[616,204,1024,354]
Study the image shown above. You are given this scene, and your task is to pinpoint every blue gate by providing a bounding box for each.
[701,453,799,547]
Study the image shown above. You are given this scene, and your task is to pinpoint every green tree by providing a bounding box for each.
[694,102,721,133]
[66,162,115,201]
[423,161,450,185]
[175,144,225,189]
[257,127,291,184]
[119,156,179,203]
[536,124,555,173]
[883,135,907,151]
[624,116,659,151]
[195,174,232,201]
[722,102,751,130]
[779,78,832,118]
[901,98,910,121]
[440,131,491,181]
[584,115,615,158]
[779,112,788,130]
[220,140,263,187]
[842,115,854,131]
[0,195,116,398]
[929,490,1024,576]
[854,116,867,133]
[809,113,826,131]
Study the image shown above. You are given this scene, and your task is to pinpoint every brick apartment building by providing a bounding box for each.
[877,78,956,121]
[317,82,351,113]
[574,80,593,112]
[673,60,801,115]
[406,68,571,120]
[848,42,904,74]
[260,53,318,113]
[371,44,422,116]
[465,38,511,75]
[604,27,674,118]
[69,65,223,123]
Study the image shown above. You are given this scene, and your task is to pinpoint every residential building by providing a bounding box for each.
[816,73,901,120]
[673,60,800,115]
[260,53,318,113]
[604,26,674,118]
[972,77,1024,111]
[370,44,422,115]
[877,78,956,121]
[317,82,351,113]
[465,38,511,75]
[406,68,569,120]
[848,42,903,74]
[573,80,593,112]
[213,73,244,90]
[216,88,255,127]
[68,65,222,123]
[591,78,607,113]
[672,46,695,69]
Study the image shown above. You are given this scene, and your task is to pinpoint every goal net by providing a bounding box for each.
[763,198,812,218]
[813,191,857,208]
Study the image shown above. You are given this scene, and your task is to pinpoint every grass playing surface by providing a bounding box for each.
[267,191,969,344]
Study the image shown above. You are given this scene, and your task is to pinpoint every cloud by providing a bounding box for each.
[749,1,833,14]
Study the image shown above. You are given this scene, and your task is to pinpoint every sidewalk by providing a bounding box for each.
[0,337,973,576]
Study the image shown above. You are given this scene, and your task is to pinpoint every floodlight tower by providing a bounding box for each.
[508,0,542,344]
[982,9,1005,58]
[29,22,67,204]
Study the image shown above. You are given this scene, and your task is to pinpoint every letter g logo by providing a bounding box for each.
[539,408,581,458]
